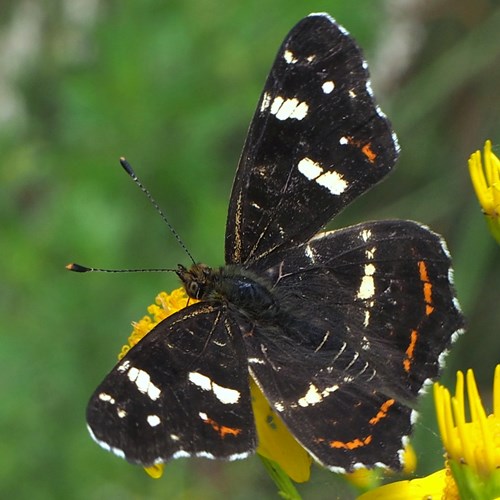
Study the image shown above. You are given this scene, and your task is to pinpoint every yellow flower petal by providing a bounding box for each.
[357,469,454,500]
[434,365,500,499]
[251,379,312,483]
[468,140,500,244]
[435,367,500,478]
[144,464,164,479]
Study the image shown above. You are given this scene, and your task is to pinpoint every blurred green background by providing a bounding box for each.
[1,0,499,498]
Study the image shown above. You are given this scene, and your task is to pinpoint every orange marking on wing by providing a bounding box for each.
[329,435,372,450]
[361,143,377,163]
[344,136,377,164]
[418,260,429,281]
[418,260,434,316]
[403,329,419,373]
[203,417,242,438]
[369,398,396,425]
[423,283,433,312]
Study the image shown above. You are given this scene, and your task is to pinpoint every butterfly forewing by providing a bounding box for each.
[226,14,399,265]
[87,303,256,465]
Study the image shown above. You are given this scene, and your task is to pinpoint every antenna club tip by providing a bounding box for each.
[66,263,90,272]
[119,157,136,178]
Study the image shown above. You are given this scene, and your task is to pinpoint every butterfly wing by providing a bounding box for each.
[225,14,399,265]
[244,220,464,470]
[86,302,256,465]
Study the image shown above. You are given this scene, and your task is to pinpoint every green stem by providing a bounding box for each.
[259,455,303,499]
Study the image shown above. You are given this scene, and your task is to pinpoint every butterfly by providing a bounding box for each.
[82,13,464,473]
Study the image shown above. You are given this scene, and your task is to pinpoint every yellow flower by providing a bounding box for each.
[357,468,456,500]
[359,366,500,500]
[120,287,311,483]
[468,140,500,244]
[434,366,500,499]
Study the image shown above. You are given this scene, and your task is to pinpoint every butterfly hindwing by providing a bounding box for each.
[243,220,463,470]
[86,302,256,465]
[260,219,463,394]
[226,14,399,265]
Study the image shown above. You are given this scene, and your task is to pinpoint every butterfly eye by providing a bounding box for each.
[188,281,200,298]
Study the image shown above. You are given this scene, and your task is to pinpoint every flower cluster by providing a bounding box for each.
[469,140,500,244]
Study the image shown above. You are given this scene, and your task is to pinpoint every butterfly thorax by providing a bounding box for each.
[176,263,278,320]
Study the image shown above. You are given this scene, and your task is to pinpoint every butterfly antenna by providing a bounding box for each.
[119,157,196,265]
[66,263,178,273]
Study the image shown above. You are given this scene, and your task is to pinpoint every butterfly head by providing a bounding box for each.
[176,263,214,300]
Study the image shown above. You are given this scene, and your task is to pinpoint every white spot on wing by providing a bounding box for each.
[117,408,127,418]
[363,310,371,327]
[339,136,348,145]
[248,357,265,365]
[316,170,348,195]
[270,95,284,115]
[322,81,335,94]
[283,49,297,64]
[212,385,240,405]
[189,372,211,391]
[147,414,161,427]
[323,384,339,396]
[357,264,376,299]
[270,96,308,120]
[99,393,115,404]
[305,244,316,263]
[260,92,271,112]
[298,382,339,407]
[188,372,240,404]
[366,246,376,259]
[298,384,322,407]
[127,367,161,400]
[298,157,323,180]
[274,402,285,412]
[360,229,372,242]
[117,360,130,373]
[297,158,347,195]
[349,89,357,98]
